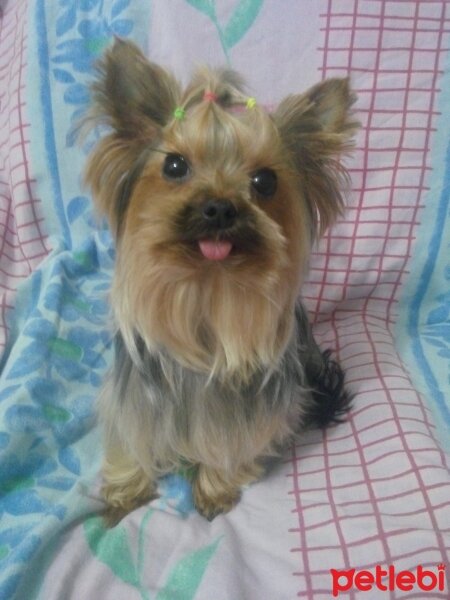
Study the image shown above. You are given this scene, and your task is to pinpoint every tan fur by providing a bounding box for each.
[113,173,299,379]
[84,40,357,522]
[193,462,264,521]
[110,92,311,380]
[102,448,156,527]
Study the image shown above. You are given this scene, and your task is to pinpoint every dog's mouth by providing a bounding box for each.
[198,239,233,261]
[176,203,262,262]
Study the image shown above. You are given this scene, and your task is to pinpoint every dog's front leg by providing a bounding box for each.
[101,443,158,526]
[193,461,263,521]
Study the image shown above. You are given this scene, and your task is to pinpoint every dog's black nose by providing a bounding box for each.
[201,199,237,230]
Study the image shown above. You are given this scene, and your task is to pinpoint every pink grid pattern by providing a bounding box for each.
[0,0,50,356]
[303,0,449,322]
[288,1,450,597]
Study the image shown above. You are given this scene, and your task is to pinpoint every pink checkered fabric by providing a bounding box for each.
[288,2,450,596]
[0,0,50,356]
[305,1,447,320]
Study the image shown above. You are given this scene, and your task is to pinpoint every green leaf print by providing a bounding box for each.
[185,0,264,62]
[223,0,264,49]
[155,537,222,600]
[185,0,216,20]
[84,516,140,588]
[84,510,221,599]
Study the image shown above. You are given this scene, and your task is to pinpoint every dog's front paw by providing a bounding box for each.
[101,455,158,527]
[102,503,134,528]
[102,481,158,527]
[192,465,242,521]
[193,481,241,521]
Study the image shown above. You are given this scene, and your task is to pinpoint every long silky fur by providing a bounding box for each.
[85,40,357,521]
[99,302,350,481]
[112,216,292,382]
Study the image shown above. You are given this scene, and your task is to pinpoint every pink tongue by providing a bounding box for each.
[199,239,233,261]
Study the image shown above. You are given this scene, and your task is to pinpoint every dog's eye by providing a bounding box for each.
[250,168,277,197]
[162,154,190,181]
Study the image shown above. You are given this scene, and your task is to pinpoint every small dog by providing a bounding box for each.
[85,39,357,524]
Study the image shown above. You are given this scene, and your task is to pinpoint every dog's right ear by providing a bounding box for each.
[84,39,180,234]
[90,37,180,138]
[274,78,358,238]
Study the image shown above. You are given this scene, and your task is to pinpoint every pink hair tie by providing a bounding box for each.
[203,91,218,102]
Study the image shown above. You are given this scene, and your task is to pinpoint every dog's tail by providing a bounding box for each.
[303,348,353,428]
[295,304,353,429]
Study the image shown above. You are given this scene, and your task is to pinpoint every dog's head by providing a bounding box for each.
[85,39,357,380]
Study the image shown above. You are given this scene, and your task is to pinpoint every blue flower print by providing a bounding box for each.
[6,318,107,383]
[0,453,66,520]
[157,474,195,516]
[6,319,54,379]
[63,326,107,381]
[0,442,81,596]
[423,283,450,361]
[52,0,134,150]
[0,526,41,572]
[0,433,10,450]
[44,280,107,324]
[53,19,111,74]
[5,378,95,448]
[51,239,110,281]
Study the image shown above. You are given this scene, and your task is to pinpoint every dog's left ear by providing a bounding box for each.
[85,39,180,233]
[274,78,358,237]
[90,37,180,138]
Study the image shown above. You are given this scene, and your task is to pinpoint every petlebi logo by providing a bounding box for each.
[330,564,447,596]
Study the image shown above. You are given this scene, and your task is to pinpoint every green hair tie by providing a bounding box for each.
[246,97,257,109]
[174,107,185,120]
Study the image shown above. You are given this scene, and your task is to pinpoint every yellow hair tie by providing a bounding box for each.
[246,97,257,109]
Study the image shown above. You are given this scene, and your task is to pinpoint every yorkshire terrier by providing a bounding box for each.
[85,39,357,524]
